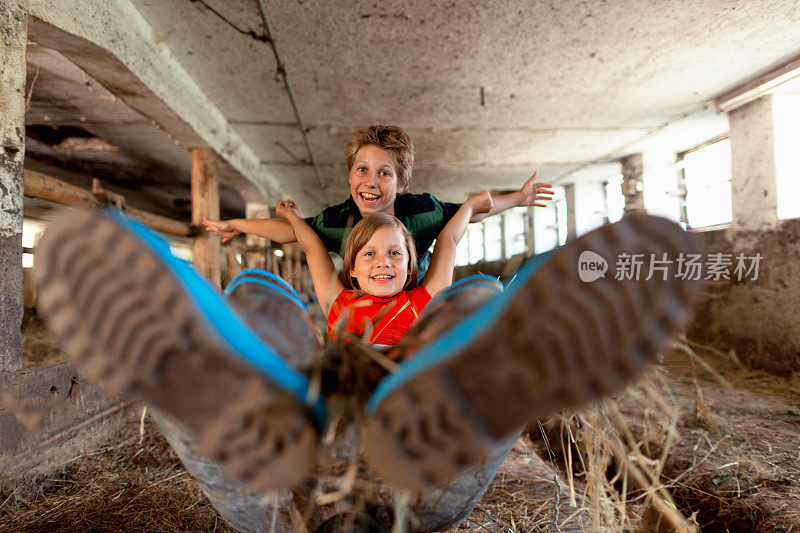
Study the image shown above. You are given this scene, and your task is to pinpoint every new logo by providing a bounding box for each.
[578,251,608,282]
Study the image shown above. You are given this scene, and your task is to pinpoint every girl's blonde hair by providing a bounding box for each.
[342,213,418,292]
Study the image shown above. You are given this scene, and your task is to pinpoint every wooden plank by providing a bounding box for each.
[191,149,221,286]
[23,169,192,237]
[128,206,193,238]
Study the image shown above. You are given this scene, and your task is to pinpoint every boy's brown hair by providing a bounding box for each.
[345,125,415,192]
[342,213,418,292]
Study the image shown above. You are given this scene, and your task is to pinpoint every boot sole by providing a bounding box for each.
[34,208,323,491]
[364,214,702,489]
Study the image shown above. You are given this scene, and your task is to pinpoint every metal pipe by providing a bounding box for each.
[255,0,329,205]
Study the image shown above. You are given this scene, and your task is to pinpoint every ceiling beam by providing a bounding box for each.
[716,53,800,114]
[25,0,276,204]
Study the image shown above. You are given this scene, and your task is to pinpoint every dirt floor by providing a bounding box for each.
[3,311,800,532]
[651,343,800,532]
[529,341,800,532]
[19,308,66,370]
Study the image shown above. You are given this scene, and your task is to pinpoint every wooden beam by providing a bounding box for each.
[23,169,192,237]
[191,149,221,286]
[127,206,193,238]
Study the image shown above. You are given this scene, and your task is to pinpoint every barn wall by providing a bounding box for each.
[689,220,800,374]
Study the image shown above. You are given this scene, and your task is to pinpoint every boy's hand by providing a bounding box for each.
[276,199,303,220]
[202,218,240,243]
[518,171,555,207]
[468,190,494,215]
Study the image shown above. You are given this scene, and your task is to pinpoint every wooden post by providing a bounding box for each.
[280,244,292,284]
[224,242,241,283]
[191,149,220,286]
[564,183,577,242]
[0,3,27,372]
[499,213,506,260]
[290,243,301,290]
[525,206,536,257]
[270,253,280,275]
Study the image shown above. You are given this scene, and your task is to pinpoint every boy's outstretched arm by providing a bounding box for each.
[469,171,554,223]
[202,217,297,244]
[275,200,344,316]
[423,191,493,298]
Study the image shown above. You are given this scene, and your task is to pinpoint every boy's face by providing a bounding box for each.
[349,145,400,216]
[351,226,409,298]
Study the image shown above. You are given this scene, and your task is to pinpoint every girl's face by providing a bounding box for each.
[350,226,409,298]
[348,145,400,216]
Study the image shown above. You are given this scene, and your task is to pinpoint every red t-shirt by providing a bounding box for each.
[327,286,432,346]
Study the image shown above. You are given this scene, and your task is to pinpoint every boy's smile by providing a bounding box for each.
[349,145,400,216]
[351,227,409,298]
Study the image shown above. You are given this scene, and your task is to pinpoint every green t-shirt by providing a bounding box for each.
[305,192,462,278]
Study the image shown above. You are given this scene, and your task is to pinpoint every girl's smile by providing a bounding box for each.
[350,227,409,298]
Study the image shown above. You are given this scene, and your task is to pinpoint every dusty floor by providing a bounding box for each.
[19,308,65,370]
[3,311,800,532]
[652,343,800,531]
[529,342,800,532]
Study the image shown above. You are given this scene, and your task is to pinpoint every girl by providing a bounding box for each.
[275,190,493,347]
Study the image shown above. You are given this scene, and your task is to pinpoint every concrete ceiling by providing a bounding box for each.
[24,42,246,220]
[26,0,800,214]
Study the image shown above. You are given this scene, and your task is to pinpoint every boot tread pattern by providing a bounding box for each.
[34,209,317,491]
[366,214,702,489]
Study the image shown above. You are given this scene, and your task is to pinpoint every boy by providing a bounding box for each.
[203,125,554,277]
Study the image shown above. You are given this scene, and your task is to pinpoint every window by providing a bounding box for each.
[467,222,484,264]
[575,182,607,237]
[682,138,733,228]
[504,207,528,258]
[605,175,625,223]
[455,235,470,266]
[643,154,682,223]
[774,93,800,220]
[169,242,193,262]
[483,216,502,262]
[22,218,47,268]
[455,207,532,266]
[533,187,566,254]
